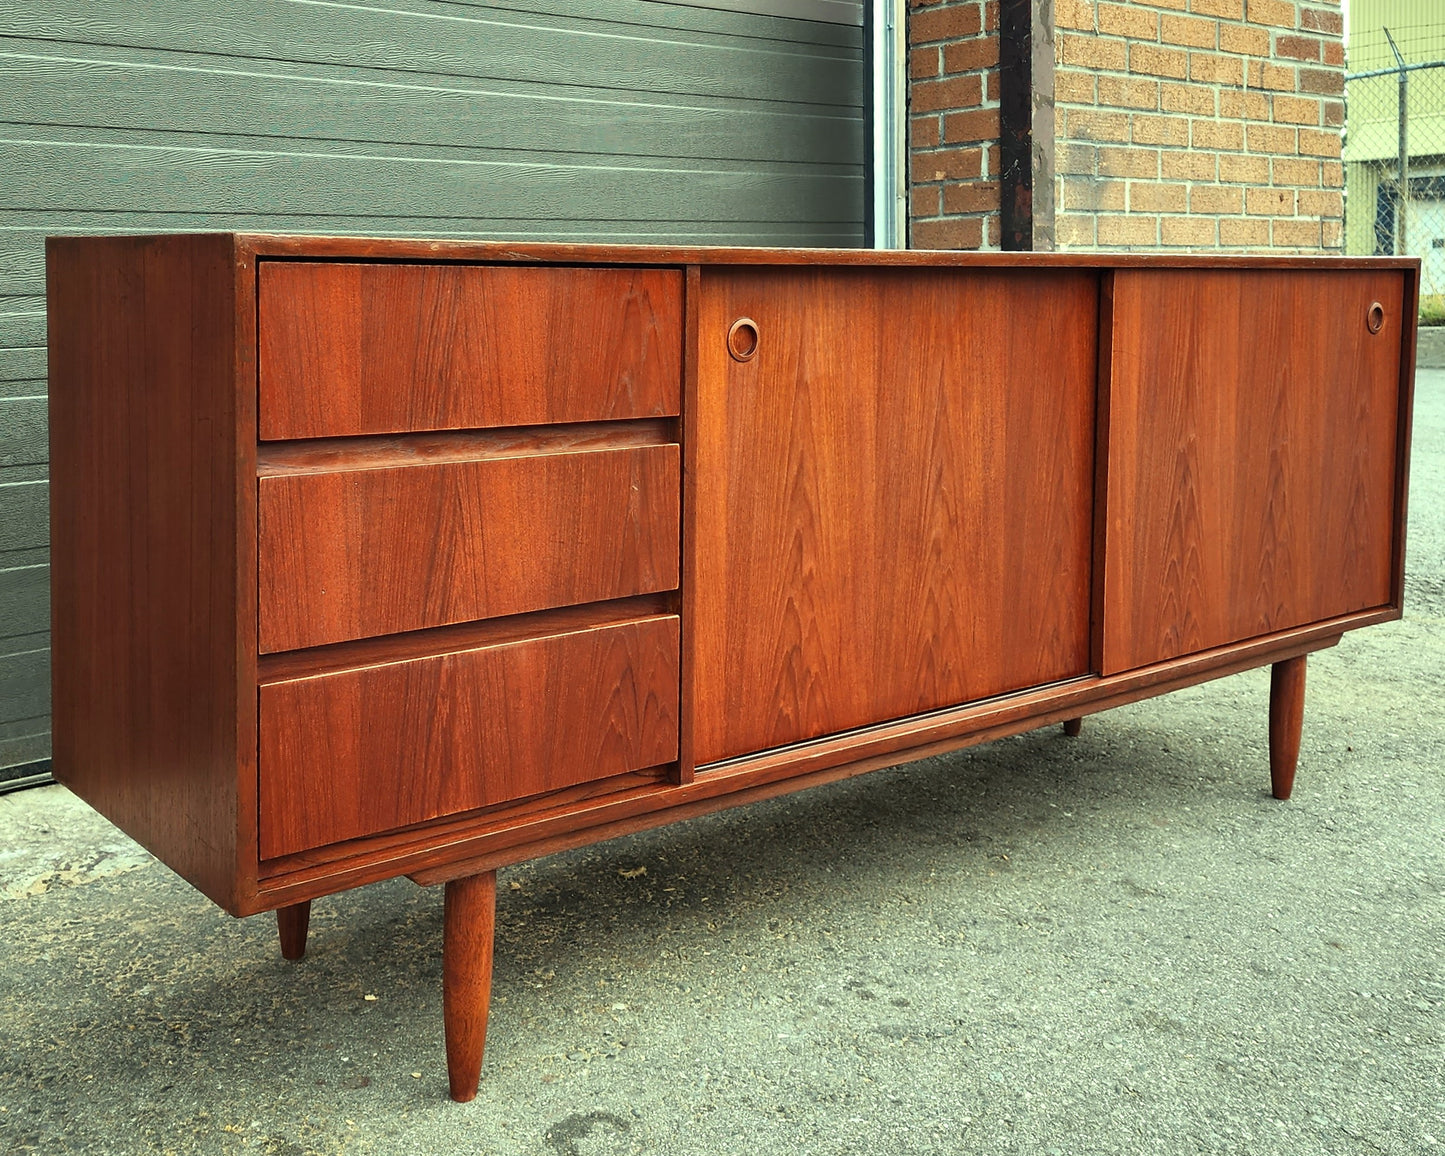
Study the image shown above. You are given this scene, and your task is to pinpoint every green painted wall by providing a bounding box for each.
[0,0,867,771]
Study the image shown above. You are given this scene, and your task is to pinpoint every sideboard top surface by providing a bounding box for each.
[46,232,1422,272]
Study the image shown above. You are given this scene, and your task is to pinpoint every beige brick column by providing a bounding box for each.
[1052,0,1344,251]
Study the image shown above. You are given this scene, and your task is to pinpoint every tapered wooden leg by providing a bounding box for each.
[1269,656,1307,801]
[276,900,311,961]
[1063,717,1083,737]
[443,870,497,1103]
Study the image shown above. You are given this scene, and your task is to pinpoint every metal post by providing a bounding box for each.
[869,0,906,249]
[999,0,1056,250]
[1386,28,1408,256]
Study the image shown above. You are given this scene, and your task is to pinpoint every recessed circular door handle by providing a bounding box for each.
[727,317,759,362]
[1366,301,1385,334]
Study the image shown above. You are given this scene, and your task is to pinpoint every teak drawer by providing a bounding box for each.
[258,262,683,438]
[258,442,681,653]
[258,613,681,859]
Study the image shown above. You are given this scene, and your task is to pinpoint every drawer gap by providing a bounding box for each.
[257,764,675,879]
[259,592,676,682]
[257,418,677,473]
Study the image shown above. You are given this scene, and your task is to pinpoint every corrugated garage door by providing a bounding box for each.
[0,0,868,777]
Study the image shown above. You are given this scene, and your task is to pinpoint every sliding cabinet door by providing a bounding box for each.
[691,266,1098,765]
[1101,269,1406,675]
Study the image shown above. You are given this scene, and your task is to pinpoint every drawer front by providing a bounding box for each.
[258,614,680,859]
[258,262,682,438]
[259,444,679,653]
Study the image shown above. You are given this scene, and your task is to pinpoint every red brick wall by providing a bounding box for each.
[909,0,1002,249]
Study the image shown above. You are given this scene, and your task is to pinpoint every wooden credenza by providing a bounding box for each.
[46,235,1418,1101]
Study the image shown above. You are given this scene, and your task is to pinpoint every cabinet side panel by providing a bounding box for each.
[47,235,242,911]
[692,267,1097,765]
[1103,269,1403,674]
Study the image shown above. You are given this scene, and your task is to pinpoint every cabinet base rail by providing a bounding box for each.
[272,655,1313,1101]
[246,617,1366,914]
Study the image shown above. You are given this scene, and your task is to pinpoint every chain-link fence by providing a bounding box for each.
[1345,24,1445,319]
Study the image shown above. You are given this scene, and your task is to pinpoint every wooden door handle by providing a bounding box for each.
[1367,301,1385,333]
[727,317,759,362]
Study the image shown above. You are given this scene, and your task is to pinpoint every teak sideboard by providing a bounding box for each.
[46,235,1417,1101]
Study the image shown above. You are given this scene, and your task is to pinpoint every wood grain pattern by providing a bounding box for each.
[1103,270,1404,674]
[691,266,1097,764]
[259,444,680,652]
[258,262,683,439]
[443,871,496,1103]
[1089,272,1116,673]
[46,233,249,911]
[46,236,1420,1094]
[230,239,263,903]
[46,237,1416,920]
[258,615,680,859]
[1269,655,1306,801]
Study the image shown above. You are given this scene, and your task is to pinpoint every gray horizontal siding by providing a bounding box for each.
[461,0,860,38]
[2,136,862,220]
[0,349,44,382]
[0,394,44,467]
[660,0,863,23]
[0,303,43,349]
[0,479,46,553]
[1,0,861,103]
[0,640,49,749]
[3,48,861,165]
[3,0,864,50]
[0,563,47,642]
[0,629,48,767]
[0,0,867,769]
[0,715,50,769]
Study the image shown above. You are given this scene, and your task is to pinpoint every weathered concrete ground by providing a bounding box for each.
[2,375,1442,1156]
